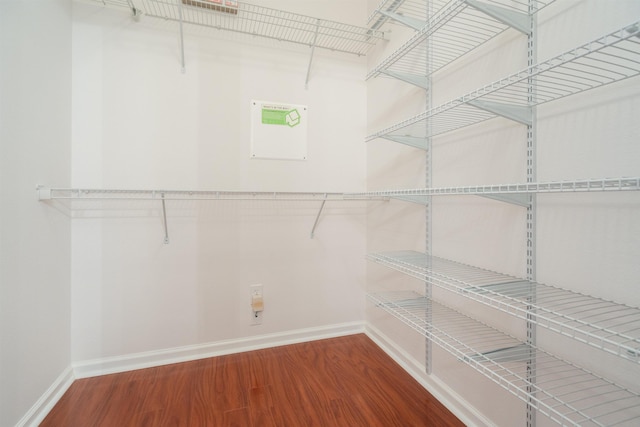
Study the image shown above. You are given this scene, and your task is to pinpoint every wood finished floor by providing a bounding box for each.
[42,334,464,426]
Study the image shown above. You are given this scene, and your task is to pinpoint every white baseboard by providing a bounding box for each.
[16,365,75,427]
[365,323,492,427]
[74,321,365,379]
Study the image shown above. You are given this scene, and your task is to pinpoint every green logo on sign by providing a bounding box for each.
[262,108,301,128]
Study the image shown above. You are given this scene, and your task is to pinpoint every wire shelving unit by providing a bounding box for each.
[365,1,640,426]
[80,0,384,56]
[366,20,640,145]
[78,0,384,83]
[366,0,556,86]
[367,251,640,364]
[369,291,640,426]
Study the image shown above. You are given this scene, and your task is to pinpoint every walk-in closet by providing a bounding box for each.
[1,0,638,426]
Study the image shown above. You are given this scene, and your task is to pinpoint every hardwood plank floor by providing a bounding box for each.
[42,334,464,426]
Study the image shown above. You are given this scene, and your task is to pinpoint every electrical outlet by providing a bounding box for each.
[250,284,263,325]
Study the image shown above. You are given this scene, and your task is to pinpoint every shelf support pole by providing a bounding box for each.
[526,3,537,426]
[310,196,327,239]
[424,0,434,376]
[305,19,321,89]
[161,193,170,244]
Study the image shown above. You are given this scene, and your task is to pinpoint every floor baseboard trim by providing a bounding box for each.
[73,321,365,379]
[365,324,492,427]
[16,365,75,427]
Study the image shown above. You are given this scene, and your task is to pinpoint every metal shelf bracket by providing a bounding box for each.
[160,192,170,244]
[381,135,428,150]
[479,193,530,207]
[380,70,429,89]
[378,10,425,31]
[310,196,327,239]
[465,0,530,34]
[305,19,321,89]
[467,100,532,126]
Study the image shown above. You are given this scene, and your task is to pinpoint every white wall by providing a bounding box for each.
[0,0,72,425]
[366,1,640,426]
[70,0,369,364]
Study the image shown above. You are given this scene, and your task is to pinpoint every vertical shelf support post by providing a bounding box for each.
[525,3,537,426]
[424,0,433,376]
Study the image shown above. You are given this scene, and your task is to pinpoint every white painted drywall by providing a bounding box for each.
[70,1,369,362]
[0,0,72,425]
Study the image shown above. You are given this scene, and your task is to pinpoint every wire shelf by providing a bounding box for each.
[369,291,640,427]
[367,251,640,364]
[346,177,640,203]
[367,20,640,142]
[366,0,555,82]
[37,187,385,202]
[82,0,385,56]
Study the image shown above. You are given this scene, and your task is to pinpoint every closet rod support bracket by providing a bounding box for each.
[310,197,327,239]
[305,19,321,89]
[161,193,170,244]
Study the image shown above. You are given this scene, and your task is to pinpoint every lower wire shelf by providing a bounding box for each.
[367,251,640,364]
[369,291,640,426]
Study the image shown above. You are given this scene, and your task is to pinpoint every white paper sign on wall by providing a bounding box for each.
[250,100,308,160]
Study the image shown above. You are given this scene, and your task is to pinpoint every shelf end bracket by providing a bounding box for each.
[37,185,51,201]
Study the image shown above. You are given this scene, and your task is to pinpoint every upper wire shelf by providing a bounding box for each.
[367,20,640,143]
[366,0,556,84]
[370,291,640,426]
[82,0,385,56]
[367,251,640,364]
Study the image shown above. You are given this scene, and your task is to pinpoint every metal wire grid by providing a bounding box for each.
[367,0,555,81]
[367,251,640,364]
[39,188,361,202]
[367,21,640,141]
[113,0,385,56]
[369,291,640,426]
[346,177,640,199]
